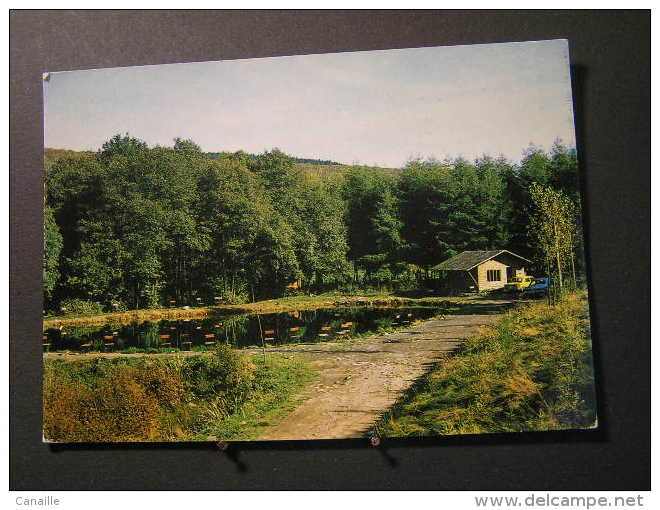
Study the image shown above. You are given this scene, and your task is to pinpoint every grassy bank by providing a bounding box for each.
[42,292,474,329]
[375,291,596,437]
[43,346,316,442]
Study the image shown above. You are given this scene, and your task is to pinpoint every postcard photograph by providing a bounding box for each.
[42,39,597,443]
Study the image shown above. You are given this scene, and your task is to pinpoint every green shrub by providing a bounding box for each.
[206,277,250,304]
[181,345,255,407]
[108,301,128,312]
[221,290,249,305]
[59,298,105,316]
[43,358,186,442]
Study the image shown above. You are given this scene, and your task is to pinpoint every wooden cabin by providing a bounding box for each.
[432,250,531,293]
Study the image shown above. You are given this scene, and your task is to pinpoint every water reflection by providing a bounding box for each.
[43,307,442,353]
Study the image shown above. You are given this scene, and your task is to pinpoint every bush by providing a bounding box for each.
[59,298,105,316]
[134,361,185,407]
[107,301,128,313]
[42,347,309,442]
[219,290,250,305]
[205,277,250,304]
[181,345,255,409]
[43,366,161,442]
[43,358,187,442]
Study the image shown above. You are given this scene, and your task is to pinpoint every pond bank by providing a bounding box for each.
[42,294,499,330]
[43,306,446,355]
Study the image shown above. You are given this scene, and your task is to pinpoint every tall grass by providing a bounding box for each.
[377,291,596,437]
[43,345,314,442]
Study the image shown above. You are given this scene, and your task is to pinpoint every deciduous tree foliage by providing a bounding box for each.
[529,183,581,300]
[340,167,403,278]
[44,134,582,311]
[43,206,62,302]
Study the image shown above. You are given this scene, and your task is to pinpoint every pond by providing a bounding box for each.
[42,306,444,353]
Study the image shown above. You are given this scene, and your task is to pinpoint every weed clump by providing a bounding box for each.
[43,366,161,442]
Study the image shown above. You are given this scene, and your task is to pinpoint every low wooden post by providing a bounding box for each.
[159,334,171,348]
[204,333,216,347]
[257,316,266,363]
[103,335,115,352]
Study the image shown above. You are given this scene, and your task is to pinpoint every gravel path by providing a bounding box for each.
[256,313,500,440]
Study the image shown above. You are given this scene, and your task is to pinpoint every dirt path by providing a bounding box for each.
[256,313,500,440]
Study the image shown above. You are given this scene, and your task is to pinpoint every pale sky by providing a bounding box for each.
[44,39,576,168]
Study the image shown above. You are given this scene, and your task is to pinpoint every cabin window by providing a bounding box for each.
[486,269,501,282]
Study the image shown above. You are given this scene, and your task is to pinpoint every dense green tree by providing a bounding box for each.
[45,153,105,259]
[62,218,128,304]
[502,145,552,261]
[474,155,512,248]
[340,167,403,278]
[99,133,148,165]
[250,150,350,288]
[398,159,456,270]
[173,137,202,154]
[43,134,584,312]
[43,206,63,304]
[249,148,298,193]
[398,156,516,273]
[301,181,351,285]
[196,158,300,300]
[548,139,580,201]
[444,158,490,252]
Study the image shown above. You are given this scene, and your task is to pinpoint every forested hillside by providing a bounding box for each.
[206,152,343,167]
[44,134,581,312]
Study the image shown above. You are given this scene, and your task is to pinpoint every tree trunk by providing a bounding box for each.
[569,233,577,290]
[553,219,563,293]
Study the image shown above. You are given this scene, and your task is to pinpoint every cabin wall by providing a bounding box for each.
[477,260,509,291]
[493,253,527,280]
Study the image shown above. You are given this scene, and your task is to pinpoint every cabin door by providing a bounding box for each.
[506,266,514,282]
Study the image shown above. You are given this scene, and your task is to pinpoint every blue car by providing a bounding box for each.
[523,277,550,297]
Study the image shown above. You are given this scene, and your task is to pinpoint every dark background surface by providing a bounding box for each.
[10,10,650,490]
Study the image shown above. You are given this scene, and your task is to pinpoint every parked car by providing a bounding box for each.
[504,275,536,292]
[523,277,550,297]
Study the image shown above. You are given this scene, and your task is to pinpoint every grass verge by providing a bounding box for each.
[201,355,316,441]
[374,291,596,437]
[43,347,315,442]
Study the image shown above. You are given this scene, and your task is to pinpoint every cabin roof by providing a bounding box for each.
[432,250,531,272]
